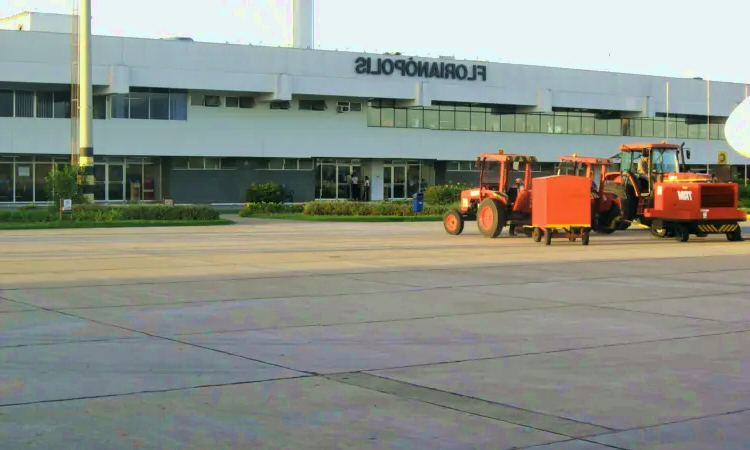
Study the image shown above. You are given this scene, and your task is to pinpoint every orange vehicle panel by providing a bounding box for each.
[532,175,592,227]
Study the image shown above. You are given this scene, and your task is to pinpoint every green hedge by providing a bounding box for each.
[244,182,286,203]
[0,204,220,223]
[302,201,450,216]
[424,182,468,205]
[239,202,304,216]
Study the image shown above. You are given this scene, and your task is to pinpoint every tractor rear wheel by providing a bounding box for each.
[476,199,506,238]
[443,209,464,236]
[727,227,744,242]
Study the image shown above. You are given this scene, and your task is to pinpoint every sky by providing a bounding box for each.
[3,0,750,84]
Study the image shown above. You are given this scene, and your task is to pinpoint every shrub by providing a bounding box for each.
[424,182,468,205]
[239,202,304,216]
[302,201,450,217]
[0,209,57,223]
[244,182,285,203]
[45,165,88,206]
[0,204,220,223]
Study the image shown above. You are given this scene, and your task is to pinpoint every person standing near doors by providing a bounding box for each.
[351,173,359,201]
[363,176,370,201]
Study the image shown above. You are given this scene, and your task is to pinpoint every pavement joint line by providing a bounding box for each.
[325,372,615,440]
[172,303,574,337]
[0,336,147,349]
[519,438,628,450]
[3,253,749,291]
[19,286,429,311]
[580,406,750,441]
[347,327,750,375]
[0,375,313,409]
[580,303,731,323]
[498,291,749,324]
[2,300,318,378]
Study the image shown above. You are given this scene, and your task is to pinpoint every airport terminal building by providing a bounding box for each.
[1,10,749,204]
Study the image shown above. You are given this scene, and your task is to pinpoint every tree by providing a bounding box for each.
[45,165,87,206]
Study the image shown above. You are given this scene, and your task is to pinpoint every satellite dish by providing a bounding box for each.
[725,96,750,158]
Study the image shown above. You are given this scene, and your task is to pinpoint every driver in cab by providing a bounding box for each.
[636,154,650,193]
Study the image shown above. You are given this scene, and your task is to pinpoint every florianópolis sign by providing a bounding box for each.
[354,56,487,82]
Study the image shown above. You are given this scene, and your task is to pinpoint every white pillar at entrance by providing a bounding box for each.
[370,160,384,201]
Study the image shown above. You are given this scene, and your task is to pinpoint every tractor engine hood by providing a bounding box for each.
[661,173,713,183]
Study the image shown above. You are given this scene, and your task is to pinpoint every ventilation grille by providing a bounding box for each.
[700,185,735,208]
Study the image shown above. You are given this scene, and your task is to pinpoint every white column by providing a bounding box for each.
[370,159,384,201]
[293,0,314,49]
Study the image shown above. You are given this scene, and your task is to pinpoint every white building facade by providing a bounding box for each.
[0,11,748,204]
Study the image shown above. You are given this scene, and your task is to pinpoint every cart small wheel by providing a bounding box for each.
[544,228,552,246]
[532,227,542,242]
[568,236,576,242]
[582,229,590,246]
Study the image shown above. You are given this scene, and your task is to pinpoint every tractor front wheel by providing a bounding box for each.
[476,199,506,238]
[674,224,689,242]
[650,226,668,238]
[727,227,744,242]
[443,209,464,236]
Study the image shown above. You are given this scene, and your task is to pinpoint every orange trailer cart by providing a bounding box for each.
[530,175,593,245]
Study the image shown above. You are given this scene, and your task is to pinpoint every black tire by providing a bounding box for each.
[443,209,464,236]
[650,226,668,238]
[476,198,506,238]
[727,227,744,242]
[674,224,689,242]
[544,228,553,246]
[595,202,621,234]
[582,229,590,246]
[532,227,542,242]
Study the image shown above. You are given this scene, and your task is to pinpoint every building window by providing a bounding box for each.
[365,102,730,141]
[0,90,13,117]
[225,96,255,108]
[111,88,188,120]
[226,96,239,108]
[266,159,314,170]
[299,99,327,111]
[172,157,233,170]
[446,161,478,171]
[15,91,34,118]
[270,101,291,110]
[203,95,221,107]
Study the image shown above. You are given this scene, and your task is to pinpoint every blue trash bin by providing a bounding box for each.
[412,192,424,213]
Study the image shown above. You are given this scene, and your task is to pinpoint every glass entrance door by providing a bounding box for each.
[383,165,408,199]
[316,161,361,200]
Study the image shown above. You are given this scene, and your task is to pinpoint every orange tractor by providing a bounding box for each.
[602,142,746,242]
[443,150,535,238]
[556,154,630,234]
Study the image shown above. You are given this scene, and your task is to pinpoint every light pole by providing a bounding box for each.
[78,0,95,202]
